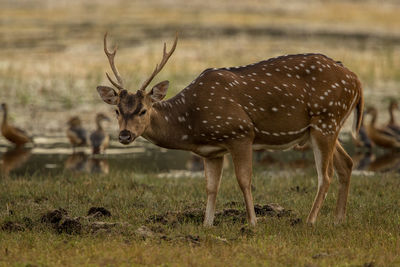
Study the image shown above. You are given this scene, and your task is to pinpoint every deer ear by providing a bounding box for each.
[149,81,169,102]
[97,86,118,105]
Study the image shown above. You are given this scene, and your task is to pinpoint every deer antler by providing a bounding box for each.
[139,33,178,91]
[104,32,124,90]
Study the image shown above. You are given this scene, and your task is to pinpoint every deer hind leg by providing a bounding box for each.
[203,156,224,226]
[333,141,353,224]
[307,129,336,225]
[229,141,257,227]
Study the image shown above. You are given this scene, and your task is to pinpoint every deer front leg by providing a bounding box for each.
[230,141,257,227]
[203,156,224,227]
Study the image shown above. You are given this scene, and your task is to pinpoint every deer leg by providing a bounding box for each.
[307,130,336,225]
[230,142,257,227]
[333,141,353,224]
[203,156,224,226]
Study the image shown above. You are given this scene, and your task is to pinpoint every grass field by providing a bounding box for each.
[0,167,399,266]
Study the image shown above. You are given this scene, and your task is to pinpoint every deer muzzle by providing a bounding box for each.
[119,130,135,144]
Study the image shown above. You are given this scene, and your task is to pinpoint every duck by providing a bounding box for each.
[365,106,400,149]
[89,113,110,154]
[386,99,400,136]
[66,116,87,149]
[1,103,32,148]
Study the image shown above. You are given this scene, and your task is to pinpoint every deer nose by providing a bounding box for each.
[119,130,134,144]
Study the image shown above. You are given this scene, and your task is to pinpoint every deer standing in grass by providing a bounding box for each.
[97,33,364,226]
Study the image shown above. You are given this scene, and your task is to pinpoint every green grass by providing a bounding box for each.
[1,167,399,266]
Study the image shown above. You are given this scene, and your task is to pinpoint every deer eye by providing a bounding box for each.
[139,109,147,116]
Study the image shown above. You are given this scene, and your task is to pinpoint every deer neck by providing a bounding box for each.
[142,99,191,150]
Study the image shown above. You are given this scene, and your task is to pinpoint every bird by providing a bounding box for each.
[66,116,87,150]
[386,99,400,136]
[364,106,400,149]
[1,103,32,148]
[89,113,110,154]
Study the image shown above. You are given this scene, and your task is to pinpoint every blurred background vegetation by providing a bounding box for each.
[1,0,399,134]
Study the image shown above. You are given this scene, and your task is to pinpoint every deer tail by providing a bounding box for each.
[352,80,364,140]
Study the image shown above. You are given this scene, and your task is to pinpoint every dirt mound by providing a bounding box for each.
[1,217,34,232]
[87,207,111,218]
[215,208,247,224]
[38,208,128,235]
[57,218,82,235]
[40,209,82,234]
[40,208,68,224]
[254,203,291,217]
[1,221,25,232]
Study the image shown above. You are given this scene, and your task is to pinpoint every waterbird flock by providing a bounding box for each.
[1,103,110,155]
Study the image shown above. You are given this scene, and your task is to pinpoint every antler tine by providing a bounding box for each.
[139,33,178,91]
[105,72,124,89]
[103,32,124,90]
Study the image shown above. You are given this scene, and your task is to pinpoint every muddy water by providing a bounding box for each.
[0,134,399,177]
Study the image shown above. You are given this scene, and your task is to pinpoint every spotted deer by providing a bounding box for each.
[97,33,364,226]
